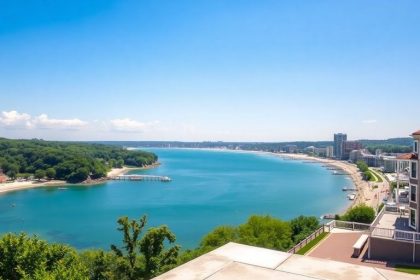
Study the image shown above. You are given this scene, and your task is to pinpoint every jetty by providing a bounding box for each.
[342,186,357,191]
[332,170,350,175]
[111,175,172,182]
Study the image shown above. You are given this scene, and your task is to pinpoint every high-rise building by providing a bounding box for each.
[333,133,347,159]
[342,140,363,160]
[325,146,334,158]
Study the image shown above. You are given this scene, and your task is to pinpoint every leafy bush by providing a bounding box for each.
[342,204,375,224]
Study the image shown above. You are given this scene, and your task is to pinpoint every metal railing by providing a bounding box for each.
[333,220,371,231]
[371,226,420,242]
[287,226,325,254]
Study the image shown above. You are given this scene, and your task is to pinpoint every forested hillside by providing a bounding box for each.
[0,138,157,183]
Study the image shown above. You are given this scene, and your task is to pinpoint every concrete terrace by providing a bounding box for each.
[375,212,412,232]
[154,242,417,280]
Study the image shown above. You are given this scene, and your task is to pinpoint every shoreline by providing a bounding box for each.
[0,163,160,195]
[273,153,389,213]
[131,147,385,213]
[1,148,387,215]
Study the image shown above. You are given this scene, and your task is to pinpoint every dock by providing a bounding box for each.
[342,186,357,191]
[111,175,172,182]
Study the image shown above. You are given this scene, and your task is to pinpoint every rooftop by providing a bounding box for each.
[154,242,416,280]
[397,153,418,160]
[375,212,412,232]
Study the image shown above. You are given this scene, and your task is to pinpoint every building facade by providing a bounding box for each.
[325,146,334,158]
[341,140,363,160]
[409,131,420,231]
[333,133,347,160]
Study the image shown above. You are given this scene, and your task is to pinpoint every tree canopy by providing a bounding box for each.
[0,138,157,183]
[341,204,375,224]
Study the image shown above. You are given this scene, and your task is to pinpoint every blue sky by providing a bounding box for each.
[0,0,419,141]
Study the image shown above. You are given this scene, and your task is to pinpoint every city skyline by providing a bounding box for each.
[1,0,420,141]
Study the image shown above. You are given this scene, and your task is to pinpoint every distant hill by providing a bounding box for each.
[94,137,413,153]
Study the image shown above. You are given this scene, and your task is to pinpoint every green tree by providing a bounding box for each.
[200,226,238,249]
[356,160,369,172]
[116,159,124,168]
[110,215,179,280]
[140,226,180,279]
[45,168,56,180]
[80,250,118,280]
[34,169,46,180]
[0,233,88,280]
[342,204,375,224]
[238,215,293,251]
[363,170,373,181]
[67,167,89,183]
[111,216,146,279]
[5,164,19,180]
[290,216,320,243]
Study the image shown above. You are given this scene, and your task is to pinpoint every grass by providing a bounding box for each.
[369,169,384,183]
[296,232,329,255]
[395,264,420,274]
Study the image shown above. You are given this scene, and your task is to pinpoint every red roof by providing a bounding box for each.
[412,130,420,136]
[397,153,418,160]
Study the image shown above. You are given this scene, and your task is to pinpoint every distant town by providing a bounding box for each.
[97,134,413,175]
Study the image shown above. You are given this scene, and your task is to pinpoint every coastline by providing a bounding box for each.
[0,163,160,195]
[273,153,389,213]
[130,147,385,213]
[0,148,387,215]
[0,180,67,194]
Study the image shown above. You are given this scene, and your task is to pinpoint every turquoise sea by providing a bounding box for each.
[0,149,352,249]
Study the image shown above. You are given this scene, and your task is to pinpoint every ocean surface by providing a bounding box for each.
[0,149,352,250]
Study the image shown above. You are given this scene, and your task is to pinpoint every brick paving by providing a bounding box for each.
[308,232,393,270]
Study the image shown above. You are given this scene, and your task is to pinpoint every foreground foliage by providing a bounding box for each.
[0,214,320,279]
[340,204,375,224]
[0,233,88,280]
[0,138,157,183]
[177,215,320,265]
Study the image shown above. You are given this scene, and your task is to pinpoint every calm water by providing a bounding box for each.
[0,149,352,249]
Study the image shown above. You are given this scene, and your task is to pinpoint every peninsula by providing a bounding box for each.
[0,138,158,193]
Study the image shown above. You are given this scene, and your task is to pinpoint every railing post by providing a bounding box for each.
[352,222,354,231]
[413,233,416,263]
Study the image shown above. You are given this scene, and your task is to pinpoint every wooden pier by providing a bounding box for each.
[111,175,172,182]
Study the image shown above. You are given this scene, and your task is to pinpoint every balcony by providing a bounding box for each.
[370,206,420,242]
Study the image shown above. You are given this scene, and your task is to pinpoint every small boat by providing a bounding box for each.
[347,193,356,200]
[322,214,335,219]
[58,187,68,190]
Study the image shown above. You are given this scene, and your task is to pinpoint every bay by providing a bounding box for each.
[0,148,351,249]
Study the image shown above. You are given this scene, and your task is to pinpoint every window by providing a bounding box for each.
[410,209,417,229]
[415,141,419,154]
[411,184,417,202]
[411,161,418,179]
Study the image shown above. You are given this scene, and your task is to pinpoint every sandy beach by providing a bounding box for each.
[106,163,161,177]
[275,153,390,212]
[0,180,67,194]
[0,163,161,195]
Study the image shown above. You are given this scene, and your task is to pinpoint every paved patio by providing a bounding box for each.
[155,242,417,280]
[376,213,412,231]
[308,231,367,264]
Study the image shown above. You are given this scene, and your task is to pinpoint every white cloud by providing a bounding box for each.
[362,119,377,124]
[0,110,87,130]
[0,110,32,128]
[33,114,88,130]
[109,118,159,133]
